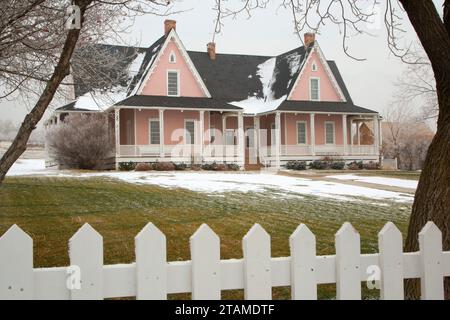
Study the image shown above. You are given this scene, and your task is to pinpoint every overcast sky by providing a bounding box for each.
[0,0,442,127]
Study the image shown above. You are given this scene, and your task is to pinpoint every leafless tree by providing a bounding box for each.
[0,0,174,183]
[47,113,114,169]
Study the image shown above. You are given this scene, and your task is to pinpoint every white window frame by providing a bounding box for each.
[312,61,318,72]
[167,69,180,97]
[184,119,196,145]
[245,126,255,149]
[169,51,176,64]
[296,121,307,145]
[310,77,320,101]
[324,121,335,145]
[210,124,216,144]
[149,118,160,145]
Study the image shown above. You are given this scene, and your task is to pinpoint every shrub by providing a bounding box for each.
[227,163,240,171]
[347,161,363,170]
[310,160,328,170]
[190,164,202,171]
[330,161,345,170]
[285,160,307,170]
[153,162,175,171]
[119,162,135,171]
[174,163,188,171]
[213,163,228,171]
[201,163,214,170]
[363,161,380,170]
[135,162,152,171]
[47,113,114,169]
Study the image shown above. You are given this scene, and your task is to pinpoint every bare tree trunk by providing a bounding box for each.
[399,0,450,299]
[0,0,92,183]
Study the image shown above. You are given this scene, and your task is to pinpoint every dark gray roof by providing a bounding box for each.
[115,95,242,110]
[277,100,377,114]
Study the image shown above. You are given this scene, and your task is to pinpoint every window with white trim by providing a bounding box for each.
[210,125,215,143]
[149,120,160,145]
[310,78,320,101]
[185,120,195,144]
[297,121,307,144]
[312,62,318,71]
[169,51,176,63]
[325,121,335,144]
[167,71,179,96]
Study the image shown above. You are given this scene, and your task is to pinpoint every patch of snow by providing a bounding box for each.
[257,57,276,100]
[248,75,253,79]
[229,95,286,115]
[326,174,418,189]
[7,159,414,203]
[128,52,146,76]
[73,86,127,111]
[285,52,302,76]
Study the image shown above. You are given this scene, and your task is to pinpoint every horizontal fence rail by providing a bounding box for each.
[0,222,449,300]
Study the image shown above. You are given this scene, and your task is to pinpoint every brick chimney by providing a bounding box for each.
[304,32,316,47]
[207,42,216,60]
[164,19,176,36]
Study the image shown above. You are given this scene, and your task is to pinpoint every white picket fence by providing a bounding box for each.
[0,221,449,300]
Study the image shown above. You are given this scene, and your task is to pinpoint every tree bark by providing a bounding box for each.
[0,0,92,183]
[399,0,450,299]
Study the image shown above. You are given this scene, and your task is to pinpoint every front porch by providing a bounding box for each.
[113,107,381,169]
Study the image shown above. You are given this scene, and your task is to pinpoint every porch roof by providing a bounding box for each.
[113,95,243,111]
[276,100,378,114]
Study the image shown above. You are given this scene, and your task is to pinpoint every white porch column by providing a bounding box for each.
[275,112,281,169]
[199,110,204,159]
[222,115,227,160]
[342,114,347,155]
[356,121,361,145]
[159,109,164,158]
[115,108,120,170]
[237,112,245,167]
[254,116,260,164]
[373,115,380,155]
[310,113,315,156]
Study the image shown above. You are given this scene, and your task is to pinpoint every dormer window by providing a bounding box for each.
[310,77,320,101]
[169,51,176,63]
[312,62,318,71]
[167,70,179,96]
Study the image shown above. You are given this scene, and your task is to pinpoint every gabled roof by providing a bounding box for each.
[277,101,377,114]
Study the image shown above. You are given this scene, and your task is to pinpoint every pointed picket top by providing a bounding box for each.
[0,224,34,299]
[135,222,167,300]
[135,222,166,243]
[190,223,219,244]
[243,223,270,243]
[290,224,315,243]
[378,222,404,300]
[69,223,102,244]
[290,224,317,300]
[418,221,444,300]
[335,222,360,240]
[419,221,442,240]
[0,224,32,244]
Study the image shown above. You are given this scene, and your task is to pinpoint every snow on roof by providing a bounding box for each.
[257,57,276,100]
[285,51,302,76]
[73,86,127,111]
[229,95,286,115]
[128,52,146,76]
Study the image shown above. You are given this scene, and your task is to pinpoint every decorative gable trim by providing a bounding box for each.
[137,28,211,98]
[287,42,346,102]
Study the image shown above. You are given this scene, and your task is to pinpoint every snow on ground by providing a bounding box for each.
[326,174,418,189]
[7,159,414,203]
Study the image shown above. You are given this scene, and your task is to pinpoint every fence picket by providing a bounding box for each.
[289,224,317,300]
[190,224,221,300]
[69,223,103,300]
[135,223,167,300]
[419,222,444,300]
[378,222,404,299]
[335,222,361,300]
[0,225,33,299]
[243,224,271,300]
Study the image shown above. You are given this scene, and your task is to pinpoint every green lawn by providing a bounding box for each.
[0,176,412,299]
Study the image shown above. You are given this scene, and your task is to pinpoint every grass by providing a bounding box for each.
[0,176,412,299]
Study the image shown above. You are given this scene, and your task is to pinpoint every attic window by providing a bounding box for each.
[312,62,318,71]
[169,51,176,63]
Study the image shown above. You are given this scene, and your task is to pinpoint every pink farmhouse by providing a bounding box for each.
[46,20,381,169]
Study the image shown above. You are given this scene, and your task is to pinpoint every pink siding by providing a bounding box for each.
[140,41,206,97]
[284,113,311,145]
[314,114,343,145]
[288,50,341,102]
[135,109,158,145]
[209,112,224,145]
[120,109,135,145]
